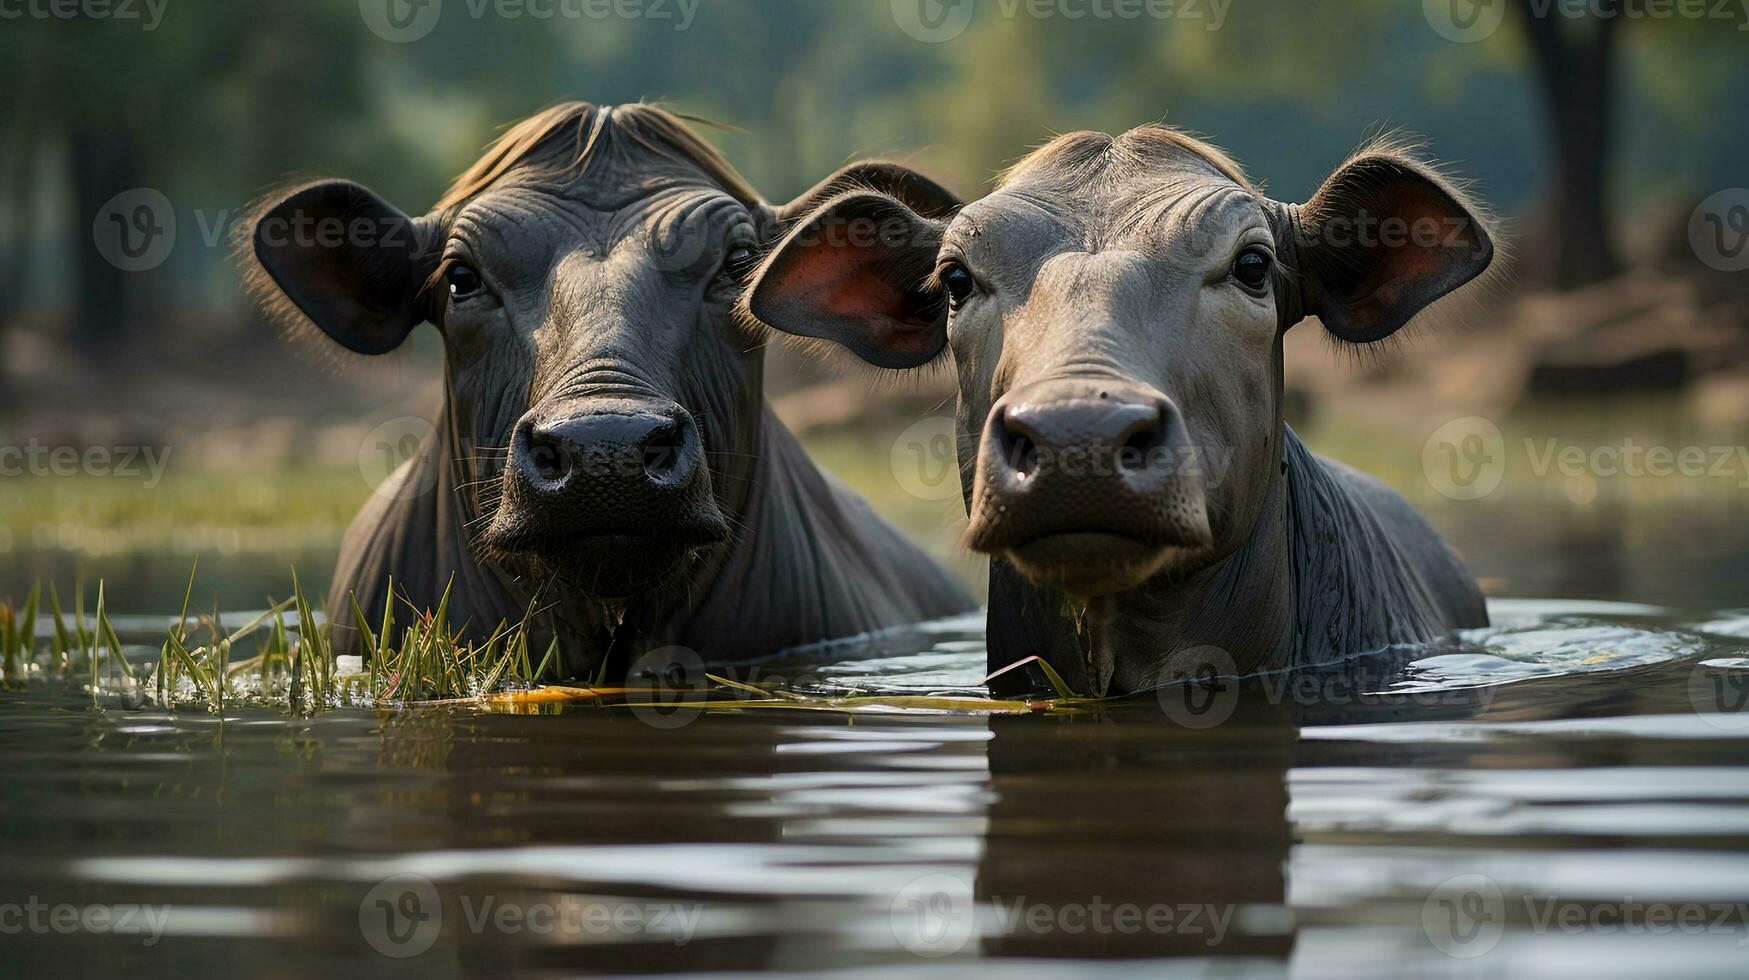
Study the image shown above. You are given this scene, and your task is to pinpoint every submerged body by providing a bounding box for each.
[988,428,1486,693]
[240,103,972,674]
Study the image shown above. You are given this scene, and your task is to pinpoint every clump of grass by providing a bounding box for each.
[354,577,557,704]
[2,578,141,700]
[150,565,557,713]
[157,559,300,712]
[3,564,1056,719]
[4,561,560,714]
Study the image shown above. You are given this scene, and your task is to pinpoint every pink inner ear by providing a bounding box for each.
[1348,182,1474,308]
[786,240,911,321]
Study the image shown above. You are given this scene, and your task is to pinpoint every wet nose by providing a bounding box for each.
[992,394,1175,485]
[508,399,705,524]
[968,379,1211,552]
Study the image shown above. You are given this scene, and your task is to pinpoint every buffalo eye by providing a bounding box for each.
[1232,246,1272,292]
[939,261,976,310]
[723,246,758,284]
[447,262,484,300]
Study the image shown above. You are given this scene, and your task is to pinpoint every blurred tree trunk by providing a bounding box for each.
[1515,0,1623,287]
[0,152,24,325]
[0,146,26,411]
[70,127,140,355]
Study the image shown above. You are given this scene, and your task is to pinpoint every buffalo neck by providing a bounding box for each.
[1076,426,1299,693]
[1073,425,1458,693]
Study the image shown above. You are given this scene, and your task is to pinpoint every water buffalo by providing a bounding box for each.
[238,102,973,675]
[745,126,1495,695]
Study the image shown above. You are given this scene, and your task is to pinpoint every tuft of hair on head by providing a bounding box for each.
[996,122,1257,196]
[434,100,760,213]
[1298,130,1512,368]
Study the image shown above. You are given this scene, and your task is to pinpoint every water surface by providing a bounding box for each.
[4,600,1749,977]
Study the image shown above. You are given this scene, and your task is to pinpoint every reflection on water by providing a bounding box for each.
[3,601,1749,977]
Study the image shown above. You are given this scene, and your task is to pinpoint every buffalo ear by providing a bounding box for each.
[778,160,961,223]
[745,191,948,370]
[1290,151,1494,343]
[242,180,438,355]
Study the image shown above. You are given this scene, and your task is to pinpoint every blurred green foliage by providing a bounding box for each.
[1,0,1745,315]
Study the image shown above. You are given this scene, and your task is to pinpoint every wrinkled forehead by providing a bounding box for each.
[957,148,1267,257]
[445,159,756,274]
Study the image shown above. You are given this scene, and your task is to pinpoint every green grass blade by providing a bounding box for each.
[533,636,558,683]
[73,583,90,667]
[47,584,71,672]
[19,581,40,672]
[1,599,18,689]
[174,556,199,641]
[349,592,379,663]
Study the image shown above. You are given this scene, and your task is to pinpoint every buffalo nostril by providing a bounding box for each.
[1118,405,1170,473]
[994,406,1041,479]
[532,443,571,482]
[521,425,572,484]
[1011,433,1039,477]
[642,424,685,481]
[1121,425,1163,472]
